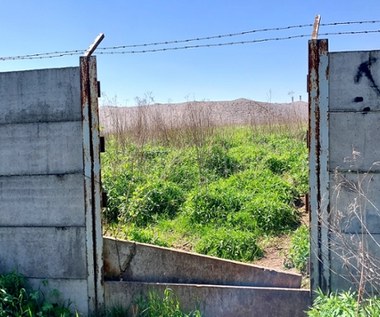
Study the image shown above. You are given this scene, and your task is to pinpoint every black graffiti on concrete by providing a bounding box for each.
[354,56,380,96]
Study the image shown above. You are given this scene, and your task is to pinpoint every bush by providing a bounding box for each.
[195,228,263,261]
[201,144,239,178]
[244,196,299,233]
[125,180,185,226]
[285,225,309,274]
[307,289,380,317]
[186,185,242,225]
[127,225,169,247]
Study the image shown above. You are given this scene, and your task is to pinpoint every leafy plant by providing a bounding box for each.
[0,272,76,317]
[284,225,309,273]
[125,180,185,226]
[307,289,380,317]
[131,288,202,317]
[195,228,263,262]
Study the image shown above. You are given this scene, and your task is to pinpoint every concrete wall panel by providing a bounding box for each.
[329,112,380,171]
[105,281,311,317]
[330,233,380,293]
[330,173,380,234]
[28,278,88,314]
[0,227,86,278]
[0,121,83,176]
[0,67,81,124]
[329,51,380,111]
[0,174,85,226]
[103,237,302,289]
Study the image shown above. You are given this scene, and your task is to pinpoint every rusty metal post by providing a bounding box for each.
[80,55,104,314]
[308,39,330,295]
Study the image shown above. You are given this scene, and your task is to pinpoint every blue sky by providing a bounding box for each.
[1,1,380,105]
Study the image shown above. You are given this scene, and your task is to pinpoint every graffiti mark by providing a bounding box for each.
[353,96,364,103]
[354,56,380,96]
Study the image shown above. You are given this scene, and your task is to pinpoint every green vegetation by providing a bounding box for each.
[285,224,310,274]
[0,271,76,317]
[102,123,308,263]
[0,272,200,316]
[131,288,202,317]
[307,289,380,316]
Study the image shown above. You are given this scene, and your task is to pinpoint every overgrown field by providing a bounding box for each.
[102,116,308,264]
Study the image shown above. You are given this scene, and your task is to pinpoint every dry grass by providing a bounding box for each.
[99,98,308,147]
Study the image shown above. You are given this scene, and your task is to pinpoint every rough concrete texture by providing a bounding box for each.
[330,173,380,234]
[0,121,83,176]
[0,66,94,315]
[105,281,311,317]
[330,232,380,293]
[0,227,86,278]
[0,174,85,226]
[329,51,380,112]
[103,237,302,288]
[329,112,380,172]
[28,278,88,314]
[0,67,81,124]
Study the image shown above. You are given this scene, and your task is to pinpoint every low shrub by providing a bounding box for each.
[285,225,309,274]
[307,289,380,317]
[132,288,202,317]
[195,228,263,261]
[127,225,169,247]
[244,196,299,233]
[0,272,75,317]
[125,180,185,226]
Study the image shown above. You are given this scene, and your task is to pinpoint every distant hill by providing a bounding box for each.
[99,98,308,134]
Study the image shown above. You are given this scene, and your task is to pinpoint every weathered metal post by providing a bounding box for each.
[308,38,330,295]
[80,33,105,314]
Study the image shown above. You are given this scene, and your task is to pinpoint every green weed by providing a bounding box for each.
[307,289,380,317]
[195,228,263,261]
[285,225,310,274]
[0,272,76,317]
[102,125,308,262]
[131,288,202,317]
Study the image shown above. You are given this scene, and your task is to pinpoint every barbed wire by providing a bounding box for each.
[1,20,380,61]
[97,30,380,55]
[96,20,380,50]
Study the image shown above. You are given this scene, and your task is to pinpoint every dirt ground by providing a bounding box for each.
[253,201,310,288]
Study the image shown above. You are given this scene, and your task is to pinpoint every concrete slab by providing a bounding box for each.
[0,227,86,278]
[103,237,302,288]
[105,281,311,317]
[28,278,88,315]
[0,174,85,226]
[330,172,380,234]
[329,112,380,172]
[0,121,83,176]
[0,67,81,124]
[329,51,380,112]
[329,232,380,293]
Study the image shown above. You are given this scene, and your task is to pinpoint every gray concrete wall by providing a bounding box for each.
[329,50,380,292]
[103,237,302,288]
[0,66,96,314]
[105,281,311,317]
[310,44,380,293]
